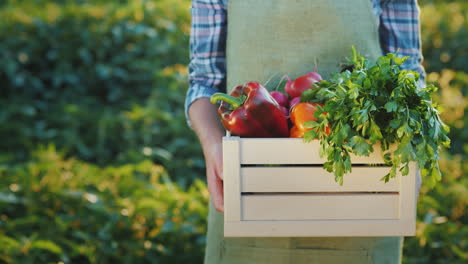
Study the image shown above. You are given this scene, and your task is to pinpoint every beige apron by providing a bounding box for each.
[205,0,403,263]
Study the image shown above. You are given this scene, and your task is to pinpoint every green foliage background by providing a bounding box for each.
[0,0,466,263]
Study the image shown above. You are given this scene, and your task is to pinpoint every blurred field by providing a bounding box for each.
[0,0,466,263]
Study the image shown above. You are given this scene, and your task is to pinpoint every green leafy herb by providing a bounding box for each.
[302,47,450,186]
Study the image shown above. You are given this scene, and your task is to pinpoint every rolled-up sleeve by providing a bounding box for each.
[185,0,227,126]
[379,0,426,85]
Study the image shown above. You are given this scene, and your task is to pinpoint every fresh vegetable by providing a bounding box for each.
[270,91,289,107]
[279,106,289,117]
[210,82,289,138]
[289,126,303,138]
[289,102,329,138]
[306,72,323,82]
[289,97,301,111]
[285,72,321,98]
[302,47,450,186]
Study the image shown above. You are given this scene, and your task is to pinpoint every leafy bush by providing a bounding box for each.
[0,0,203,187]
[0,145,208,263]
[0,0,208,263]
[419,0,467,156]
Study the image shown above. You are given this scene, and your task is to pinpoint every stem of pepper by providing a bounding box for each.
[210,93,246,109]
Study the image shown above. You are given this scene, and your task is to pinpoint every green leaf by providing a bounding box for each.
[303,120,319,129]
[30,240,63,255]
[432,165,442,181]
[0,235,20,250]
[397,124,407,138]
[383,152,392,164]
[389,166,397,179]
[369,119,383,141]
[301,88,320,102]
[303,129,318,142]
[348,136,372,156]
[384,101,398,112]
[400,164,409,176]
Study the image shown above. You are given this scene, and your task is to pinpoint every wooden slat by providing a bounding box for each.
[239,138,387,164]
[241,167,399,192]
[223,137,241,222]
[400,163,417,222]
[224,219,415,237]
[242,194,399,220]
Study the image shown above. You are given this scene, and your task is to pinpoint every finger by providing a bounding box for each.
[208,170,224,213]
[216,169,224,212]
[216,147,224,180]
[218,164,224,180]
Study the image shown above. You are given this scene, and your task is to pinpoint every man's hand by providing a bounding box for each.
[204,142,224,212]
[189,98,225,212]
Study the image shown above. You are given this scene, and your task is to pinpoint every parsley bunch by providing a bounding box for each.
[302,48,450,186]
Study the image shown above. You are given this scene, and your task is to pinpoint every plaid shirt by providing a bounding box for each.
[185,0,425,124]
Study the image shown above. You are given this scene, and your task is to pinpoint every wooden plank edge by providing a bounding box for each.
[223,136,241,222]
[224,219,416,237]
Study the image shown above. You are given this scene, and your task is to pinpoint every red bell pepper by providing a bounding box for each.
[210,82,289,138]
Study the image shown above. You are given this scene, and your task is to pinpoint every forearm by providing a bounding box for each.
[189,98,225,151]
[379,0,426,82]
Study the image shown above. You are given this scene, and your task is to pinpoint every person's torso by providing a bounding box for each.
[226,0,383,90]
[204,1,401,264]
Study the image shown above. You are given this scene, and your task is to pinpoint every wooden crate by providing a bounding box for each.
[223,136,417,237]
